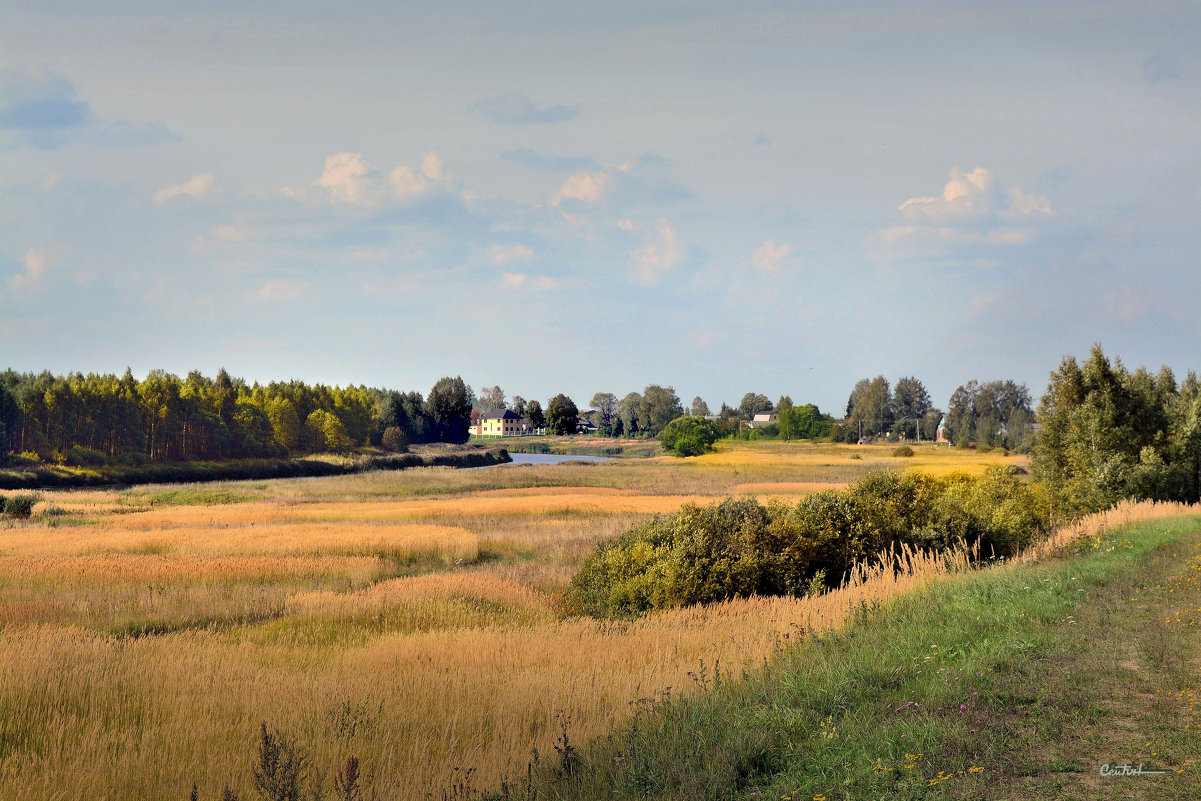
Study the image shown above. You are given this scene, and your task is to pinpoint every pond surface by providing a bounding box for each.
[505,452,613,465]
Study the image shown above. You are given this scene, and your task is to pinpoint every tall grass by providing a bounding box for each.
[0,440,1036,799]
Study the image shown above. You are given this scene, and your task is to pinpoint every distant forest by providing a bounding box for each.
[0,369,473,466]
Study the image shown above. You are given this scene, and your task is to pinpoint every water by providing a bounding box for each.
[506,452,613,465]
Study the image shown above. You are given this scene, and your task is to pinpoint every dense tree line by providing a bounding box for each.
[842,375,942,441]
[0,368,474,466]
[943,379,1035,450]
[1031,345,1200,512]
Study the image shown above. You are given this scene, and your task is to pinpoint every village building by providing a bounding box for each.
[472,409,525,436]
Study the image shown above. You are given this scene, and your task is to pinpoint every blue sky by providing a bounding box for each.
[2,1,1198,414]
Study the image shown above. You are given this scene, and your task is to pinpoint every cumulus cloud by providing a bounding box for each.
[898,167,998,222]
[631,218,684,287]
[315,153,380,206]
[752,240,791,274]
[0,61,176,149]
[552,171,610,206]
[7,246,60,292]
[486,244,534,264]
[877,167,1053,250]
[291,151,449,207]
[154,173,220,206]
[471,93,581,125]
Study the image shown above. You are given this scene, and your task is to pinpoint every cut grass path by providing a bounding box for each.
[537,514,1201,801]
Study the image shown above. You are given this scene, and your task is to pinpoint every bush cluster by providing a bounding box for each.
[561,467,1051,617]
[0,492,42,518]
[659,416,721,457]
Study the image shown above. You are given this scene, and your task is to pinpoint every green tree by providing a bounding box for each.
[546,393,579,435]
[690,396,710,417]
[425,376,472,443]
[660,416,720,457]
[478,385,505,411]
[846,376,892,437]
[638,385,684,436]
[617,392,642,435]
[590,392,618,434]
[738,392,772,419]
[525,399,545,430]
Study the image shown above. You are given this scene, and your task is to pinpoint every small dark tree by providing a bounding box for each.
[526,400,545,430]
[425,376,472,443]
[546,394,579,435]
[381,426,409,453]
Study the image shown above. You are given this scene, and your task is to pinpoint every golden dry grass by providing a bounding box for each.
[0,439,1140,801]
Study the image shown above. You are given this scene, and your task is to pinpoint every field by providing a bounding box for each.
[0,441,1033,799]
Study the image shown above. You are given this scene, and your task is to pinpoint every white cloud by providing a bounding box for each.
[421,152,444,182]
[631,218,684,287]
[154,173,219,206]
[315,153,379,206]
[552,170,610,206]
[388,152,445,201]
[878,167,1053,250]
[486,244,534,264]
[1003,187,1053,221]
[289,150,449,206]
[752,239,791,274]
[898,167,998,222]
[616,218,635,231]
[8,247,56,290]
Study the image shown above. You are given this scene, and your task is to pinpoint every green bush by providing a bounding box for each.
[2,492,42,518]
[659,416,720,457]
[563,468,1052,617]
[891,445,914,457]
[65,445,108,466]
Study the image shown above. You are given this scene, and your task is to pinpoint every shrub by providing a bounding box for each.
[381,426,410,453]
[659,416,720,457]
[2,492,42,518]
[563,469,1052,617]
[892,445,914,457]
[65,445,108,466]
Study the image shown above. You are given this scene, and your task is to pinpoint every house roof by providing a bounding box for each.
[752,412,777,422]
[481,408,522,421]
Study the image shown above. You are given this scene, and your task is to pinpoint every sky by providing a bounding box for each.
[2,1,1198,415]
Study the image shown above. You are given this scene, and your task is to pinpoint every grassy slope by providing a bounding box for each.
[532,515,1201,801]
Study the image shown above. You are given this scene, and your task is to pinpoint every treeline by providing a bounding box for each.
[0,369,475,466]
[1032,345,1200,514]
[481,384,837,441]
[567,344,1199,617]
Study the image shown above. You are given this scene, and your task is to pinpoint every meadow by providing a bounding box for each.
[0,441,1043,799]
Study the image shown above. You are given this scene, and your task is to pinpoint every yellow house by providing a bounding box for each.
[480,409,523,436]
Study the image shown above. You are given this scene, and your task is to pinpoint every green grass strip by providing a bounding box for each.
[536,515,1201,801]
